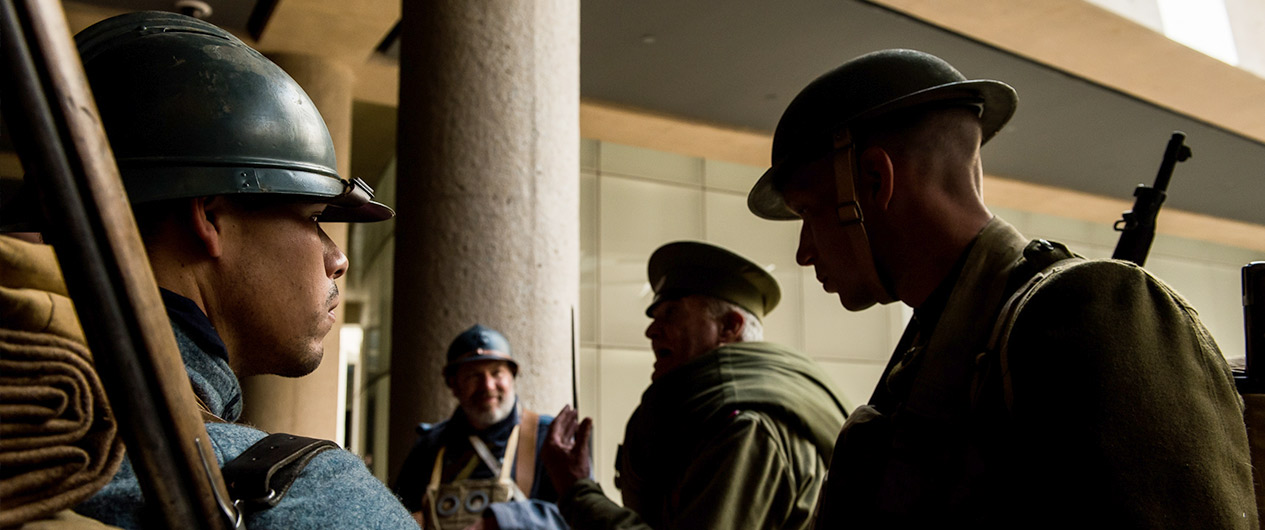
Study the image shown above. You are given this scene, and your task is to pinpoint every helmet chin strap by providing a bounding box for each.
[832,130,897,305]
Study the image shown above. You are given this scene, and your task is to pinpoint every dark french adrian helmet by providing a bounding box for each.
[747,48,1018,220]
[443,324,518,378]
[73,10,392,222]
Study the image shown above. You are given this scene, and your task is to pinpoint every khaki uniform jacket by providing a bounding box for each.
[817,217,1257,528]
[559,342,848,529]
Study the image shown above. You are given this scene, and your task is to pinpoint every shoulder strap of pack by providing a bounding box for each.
[985,239,1082,413]
[221,433,338,512]
[514,409,540,497]
[429,447,446,488]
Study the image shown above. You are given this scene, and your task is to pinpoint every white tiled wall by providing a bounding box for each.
[598,177,704,349]
[579,140,1265,499]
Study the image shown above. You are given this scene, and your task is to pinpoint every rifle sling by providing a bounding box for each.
[195,382,337,512]
[221,433,338,511]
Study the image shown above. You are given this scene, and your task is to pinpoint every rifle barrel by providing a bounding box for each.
[1111,131,1192,266]
[1153,132,1192,192]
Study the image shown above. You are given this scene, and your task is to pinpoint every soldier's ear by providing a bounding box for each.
[719,310,745,343]
[857,146,895,212]
[189,196,224,258]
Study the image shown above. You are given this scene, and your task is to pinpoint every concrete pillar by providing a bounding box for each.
[238,53,355,442]
[389,0,579,479]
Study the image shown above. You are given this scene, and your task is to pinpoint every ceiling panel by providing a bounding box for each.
[579,0,1265,227]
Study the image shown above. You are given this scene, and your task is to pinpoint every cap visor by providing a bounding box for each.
[320,200,395,222]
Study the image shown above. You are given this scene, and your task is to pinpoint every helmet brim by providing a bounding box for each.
[443,355,519,379]
[322,200,395,222]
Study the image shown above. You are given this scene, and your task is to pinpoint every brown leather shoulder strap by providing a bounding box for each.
[222,433,338,511]
[514,409,539,497]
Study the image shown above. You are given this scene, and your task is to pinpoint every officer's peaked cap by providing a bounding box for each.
[646,241,780,320]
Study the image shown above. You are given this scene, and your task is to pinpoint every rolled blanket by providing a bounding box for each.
[14,509,123,529]
[0,329,123,526]
[1,237,124,527]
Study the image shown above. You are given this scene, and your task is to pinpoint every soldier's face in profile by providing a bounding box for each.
[450,360,517,430]
[783,156,886,311]
[208,198,347,377]
[644,295,724,381]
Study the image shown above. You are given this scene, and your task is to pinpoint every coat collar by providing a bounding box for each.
[900,217,1029,422]
[164,290,242,422]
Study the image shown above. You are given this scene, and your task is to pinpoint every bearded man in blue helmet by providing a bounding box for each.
[394,324,566,529]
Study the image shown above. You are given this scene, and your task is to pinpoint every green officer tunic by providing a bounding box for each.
[558,342,848,529]
[817,217,1257,528]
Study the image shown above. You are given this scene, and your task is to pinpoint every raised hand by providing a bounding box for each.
[540,404,593,495]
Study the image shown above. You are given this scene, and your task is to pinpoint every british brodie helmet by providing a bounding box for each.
[747,49,1018,221]
[73,11,392,222]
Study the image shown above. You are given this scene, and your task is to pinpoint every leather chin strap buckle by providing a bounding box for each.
[827,127,898,305]
[836,201,863,226]
[832,129,864,226]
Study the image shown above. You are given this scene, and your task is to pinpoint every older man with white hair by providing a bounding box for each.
[543,241,850,530]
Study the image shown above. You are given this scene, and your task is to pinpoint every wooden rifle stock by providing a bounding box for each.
[0,1,238,528]
[1111,132,1192,266]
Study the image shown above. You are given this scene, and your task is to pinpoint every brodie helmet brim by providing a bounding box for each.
[748,49,1017,221]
